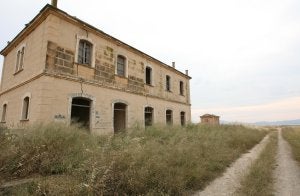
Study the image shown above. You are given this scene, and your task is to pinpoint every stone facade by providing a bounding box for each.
[0,5,191,134]
[200,114,220,125]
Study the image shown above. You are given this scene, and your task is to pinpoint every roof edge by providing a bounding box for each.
[1,4,192,79]
[0,4,52,55]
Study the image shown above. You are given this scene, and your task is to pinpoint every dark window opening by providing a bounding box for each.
[166,75,171,91]
[145,107,153,127]
[78,40,92,65]
[1,104,7,122]
[166,109,173,125]
[114,103,127,133]
[180,81,184,95]
[117,55,126,76]
[180,111,185,126]
[22,97,30,120]
[71,97,91,129]
[145,66,152,85]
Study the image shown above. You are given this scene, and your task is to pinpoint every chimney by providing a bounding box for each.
[172,62,175,68]
[185,70,189,76]
[51,0,58,7]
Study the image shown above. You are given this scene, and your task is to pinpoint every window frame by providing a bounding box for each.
[15,44,26,74]
[144,106,154,127]
[75,36,95,68]
[78,40,93,66]
[145,66,153,85]
[166,75,171,91]
[20,93,31,121]
[115,54,128,78]
[180,111,186,126]
[179,81,184,95]
[166,109,173,125]
[1,103,7,123]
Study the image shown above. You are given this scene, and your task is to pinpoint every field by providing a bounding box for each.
[0,123,266,195]
[237,130,277,196]
[282,126,300,163]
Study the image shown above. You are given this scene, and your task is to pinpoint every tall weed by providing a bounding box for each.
[0,123,266,195]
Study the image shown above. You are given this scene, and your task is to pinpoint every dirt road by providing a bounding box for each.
[194,135,270,196]
[274,128,300,196]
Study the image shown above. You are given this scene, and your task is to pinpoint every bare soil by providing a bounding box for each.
[194,134,270,196]
[273,128,300,196]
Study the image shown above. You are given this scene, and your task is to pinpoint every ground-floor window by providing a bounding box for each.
[145,107,154,127]
[166,109,173,125]
[180,111,185,126]
[21,97,30,120]
[71,97,91,129]
[1,104,7,122]
[114,102,127,133]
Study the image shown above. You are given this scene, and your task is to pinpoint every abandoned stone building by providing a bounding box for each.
[200,114,220,125]
[0,3,191,134]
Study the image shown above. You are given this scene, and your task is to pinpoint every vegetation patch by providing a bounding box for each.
[282,126,300,163]
[0,123,266,195]
[236,130,277,196]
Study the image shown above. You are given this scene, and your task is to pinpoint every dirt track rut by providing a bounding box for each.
[194,135,270,196]
[274,128,300,196]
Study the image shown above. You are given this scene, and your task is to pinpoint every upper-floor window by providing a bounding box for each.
[117,55,126,77]
[1,104,7,123]
[78,40,92,65]
[180,81,184,95]
[15,46,25,72]
[166,75,171,91]
[145,66,152,85]
[21,97,30,120]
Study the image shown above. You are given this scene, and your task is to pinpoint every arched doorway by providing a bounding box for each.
[71,97,91,129]
[114,102,127,133]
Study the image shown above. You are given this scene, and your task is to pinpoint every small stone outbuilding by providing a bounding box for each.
[200,114,220,125]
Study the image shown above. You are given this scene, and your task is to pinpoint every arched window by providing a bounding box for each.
[22,97,30,120]
[78,40,92,65]
[117,55,126,77]
[1,104,7,122]
[166,109,173,125]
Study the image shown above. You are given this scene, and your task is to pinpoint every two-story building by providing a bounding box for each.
[0,3,191,134]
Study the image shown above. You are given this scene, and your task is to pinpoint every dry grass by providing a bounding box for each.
[0,123,266,195]
[282,126,300,163]
[236,130,277,196]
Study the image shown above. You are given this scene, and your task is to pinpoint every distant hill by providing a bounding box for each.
[253,119,300,126]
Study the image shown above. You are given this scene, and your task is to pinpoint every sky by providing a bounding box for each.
[0,0,299,123]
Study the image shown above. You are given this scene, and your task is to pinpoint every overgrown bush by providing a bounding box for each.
[0,123,266,195]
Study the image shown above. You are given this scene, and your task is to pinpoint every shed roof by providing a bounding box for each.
[200,114,220,118]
